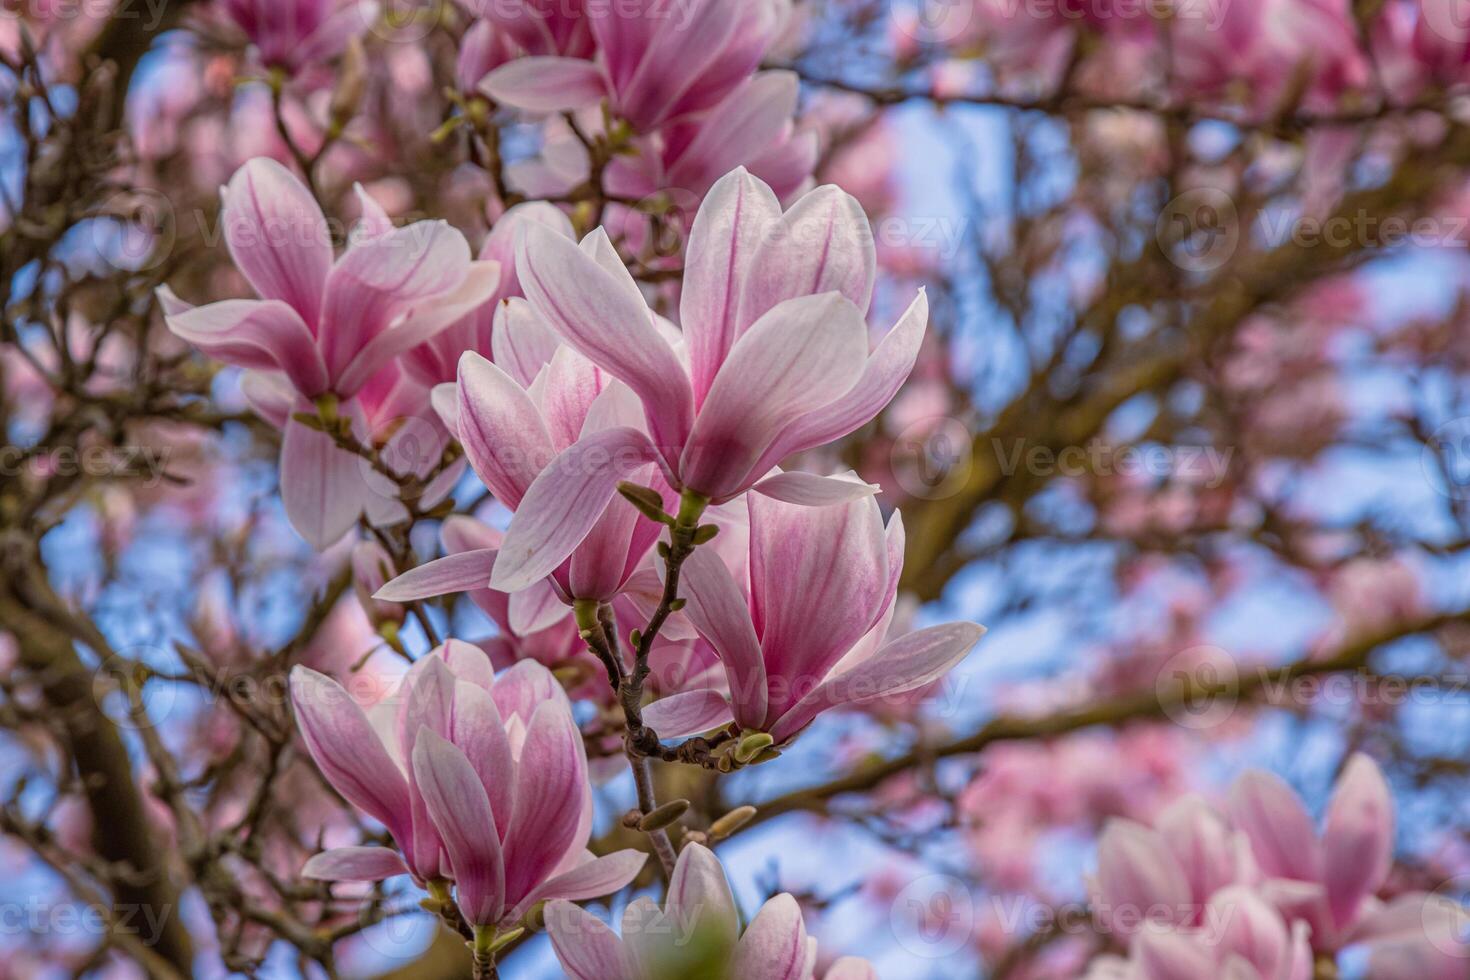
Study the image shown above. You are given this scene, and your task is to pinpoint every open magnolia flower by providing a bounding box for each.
[491,167,929,592]
[643,491,985,744]
[164,158,499,546]
[545,842,876,980]
[373,306,671,627]
[290,644,645,929]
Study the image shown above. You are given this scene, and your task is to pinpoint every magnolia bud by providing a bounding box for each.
[637,798,691,832]
[709,805,757,841]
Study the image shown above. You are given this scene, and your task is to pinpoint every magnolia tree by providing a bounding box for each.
[3,0,1470,977]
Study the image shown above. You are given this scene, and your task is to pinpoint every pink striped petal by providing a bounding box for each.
[336,259,501,396]
[491,660,573,726]
[641,689,734,738]
[680,167,783,404]
[489,427,659,593]
[1093,820,1193,931]
[732,894,808,980]
[1322,753,1393,929]
[680,292,869,501]
[823,958,878,980]
[449,681,515,836]
[670,71,802,199]
[681,546,766,729]
[166,299,328,396]
[412,730,505,926]
[749,470,880,506]
[319,220,472,391]
[481,56,607,113]
[1229,771,1324,883]
[545,901,632,980]
[289,667,410,840]
[280,417,363,549]
[737,184,876,332]
[508,579,570,635]
[1135,931,1215,980]
[374,549,498,601]
[516,222,693,454]
[515,850,648,918]
[501,702,588,905]
[770,622,983,743]
[491,298,562,388]
[301,846,407,882]
[755,290,929,469]
[667,844,739,952]
[221,158,331,326]
[457,351,553,510]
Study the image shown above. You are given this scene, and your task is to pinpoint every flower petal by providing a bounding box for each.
[490,427,659,593]
[501,701,588,905]
[668,843,739,954]
[545,900,632,980]
[641,689,734,738]
[412,729,505,926]
[301,846,408,882]
[682,545,767,729]
[516,850,648,919]
[1322,753,1394,930]
[771,622,983,743]
[517,222,693,453]
[375,549,498,601]
[732,893,808,980]
[167,299,328,396]
[289,667,410,839]
[680,167,783,404]
[737,183,876,331]
[222,158,331,326]
[1229,770,1324,883]
[457,351,554,510]
[749,470,881,506]
[280,416,363,550]
[680,292,869,501]
[481,56,607,113]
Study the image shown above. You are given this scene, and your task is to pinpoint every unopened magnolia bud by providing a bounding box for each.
[637,798,691,832]
[734,732,774,765]
[521,901,547,933]
[709,805,757,840]
[692,524,720,545]
[618,481,672,524]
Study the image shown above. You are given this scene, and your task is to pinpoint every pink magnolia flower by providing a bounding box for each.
[220,0,378,76]
[545,841,873,980]
[290,644,646,928]
[1087,887,1313,980]
[481,0,788,126]
[373,306,670,617]
[1228,754,1403,951]
[164,158,497,546]
[1092,794,1255,934]
[490,167,929,592]
[400,201,574,387]
[642,492,984,743]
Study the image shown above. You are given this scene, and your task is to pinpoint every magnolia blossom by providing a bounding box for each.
[290,645,646,927]
[642,492,984,743]
[220,0,377,76]
[1086,888,1313,980]
[545,842,876,980]
[1087,755,1470,977]
[164,158,498,545]
[374,307,670,620]
[491,167,929,592]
